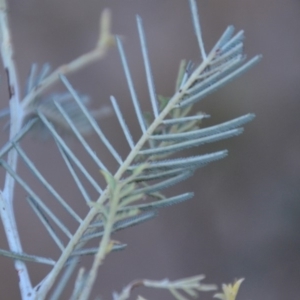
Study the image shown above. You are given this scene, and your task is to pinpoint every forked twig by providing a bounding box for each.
[0,0,33,297]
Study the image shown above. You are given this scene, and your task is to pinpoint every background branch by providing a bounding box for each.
[21,8,114,111]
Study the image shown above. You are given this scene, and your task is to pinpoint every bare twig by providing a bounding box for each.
[21,8,114,111]
[0,0,33,298]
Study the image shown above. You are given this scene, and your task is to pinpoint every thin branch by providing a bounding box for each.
[0,0,33,297]
[77,186,119,300]
[0,0,20,101]
[21,8,114,111]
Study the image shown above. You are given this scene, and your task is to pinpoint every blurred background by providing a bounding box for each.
[0,0,299,299]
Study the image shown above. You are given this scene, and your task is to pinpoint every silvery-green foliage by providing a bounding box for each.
[0,0,260,299]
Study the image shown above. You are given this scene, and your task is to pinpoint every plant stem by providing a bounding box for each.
[78,183,120,300]
[35,209,98,299]
[0,0,33,298]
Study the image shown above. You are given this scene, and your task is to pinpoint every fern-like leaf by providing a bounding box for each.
[0,0,260,298]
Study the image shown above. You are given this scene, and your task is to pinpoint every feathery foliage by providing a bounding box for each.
[0,0,260,299]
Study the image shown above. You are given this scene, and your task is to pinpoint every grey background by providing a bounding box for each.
[0,0,299,299]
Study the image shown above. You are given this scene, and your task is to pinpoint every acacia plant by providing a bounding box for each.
[0,0,260,299]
